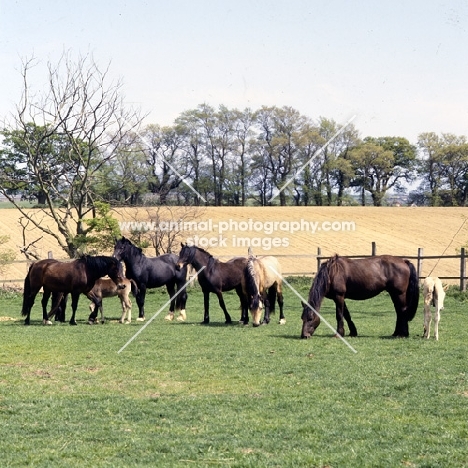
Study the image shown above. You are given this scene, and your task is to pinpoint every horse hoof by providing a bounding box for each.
[164,313,174,321]
[278,319,286,325]
[43,320,53,326]
[136,317,146,322]
[176,310,187,322]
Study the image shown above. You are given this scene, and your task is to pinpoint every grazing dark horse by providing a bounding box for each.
[301,254,419,339]
[242,254,286,327]
[21,255,124,325]
[112,237,188,321]
[176,243,248,324]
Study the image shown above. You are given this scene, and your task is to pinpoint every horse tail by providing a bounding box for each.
[129,279,139,297]
[244,257,260,310]
[21,263,34,316]
[405,260,419,321]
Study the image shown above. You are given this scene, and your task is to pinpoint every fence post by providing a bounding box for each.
[316,247,321,273]
[460,247,466,292]
[371,242,376,256]
[417,248,423,282]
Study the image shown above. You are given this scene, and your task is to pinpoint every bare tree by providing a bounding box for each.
[119,205,206,255]
[0,52,142,257]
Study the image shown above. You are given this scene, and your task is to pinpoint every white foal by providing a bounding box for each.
[423,276,446,340]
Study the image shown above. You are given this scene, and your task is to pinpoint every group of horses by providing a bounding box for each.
[20,237,447,339]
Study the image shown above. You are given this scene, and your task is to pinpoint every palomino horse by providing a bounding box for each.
[88,277,139,324]
[242,253,286,327]
[422,276,447,340]
[21,255,124,325]
[301,254,419,339]
[176,244,248,324]
[113,237,188,321]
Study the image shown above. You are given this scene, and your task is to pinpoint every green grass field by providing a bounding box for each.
[1,281,468,467]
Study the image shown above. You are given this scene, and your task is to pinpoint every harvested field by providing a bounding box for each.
[1,206,467,285]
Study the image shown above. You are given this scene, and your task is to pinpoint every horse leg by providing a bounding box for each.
[119,296,127,323]
[164,282,177,321]
[135,285,146,321]
[262,287,276,324]
[54,293,68,323]
[216,291,232,324]
[434,299,440,341]
[275,285,286,325]
[202,291,210,324]
[391,293,409,337]
[262,294,271,324]
[41,289,53,325]
[236,286,249,325]
[334,295,346,337]
[343,301,357,336]
[88,299,104,324]
[23,286,41,326]
[423,303,432,339]
[69,293,80,325]
[125,296,132,323]
[175,283,188,322]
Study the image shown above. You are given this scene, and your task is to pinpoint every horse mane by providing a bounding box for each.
[308,256,339,309]
[78,255,115,270]
[244,256,261,310]
[187,244,216,268]
[118,237,144,256]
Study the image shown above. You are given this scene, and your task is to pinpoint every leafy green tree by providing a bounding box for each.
[253,106,308,206]
[417,132,445,206]
[74,202,121,254]
[350,137,417,206]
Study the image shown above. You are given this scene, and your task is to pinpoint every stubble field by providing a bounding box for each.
[1,206,467,285]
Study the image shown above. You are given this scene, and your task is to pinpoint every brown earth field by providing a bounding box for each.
[1,206,467,286]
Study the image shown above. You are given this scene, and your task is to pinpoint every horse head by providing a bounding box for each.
[249,293,264,327]
[113,237,142,262]
[301,301,321,339]
[104,256,126,290]
[176,243,194,270]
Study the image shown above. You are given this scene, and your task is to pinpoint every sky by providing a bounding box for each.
[1,0,468,143]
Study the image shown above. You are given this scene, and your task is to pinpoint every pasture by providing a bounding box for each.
[1,281,468,467]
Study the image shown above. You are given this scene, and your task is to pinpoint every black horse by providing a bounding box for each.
[112,237,188,321]
[21,255,124,325]
[301,254,419,339]
[176,243,248,324]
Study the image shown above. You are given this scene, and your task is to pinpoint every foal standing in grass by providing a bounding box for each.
[423,276,447,340]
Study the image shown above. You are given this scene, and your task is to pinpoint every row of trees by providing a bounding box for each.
[0,53,467,257]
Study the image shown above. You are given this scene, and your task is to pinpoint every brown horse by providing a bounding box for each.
[176,244,248,324]
[242,254,285,326]
[301,254,419,339]
[21,255,124,325]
